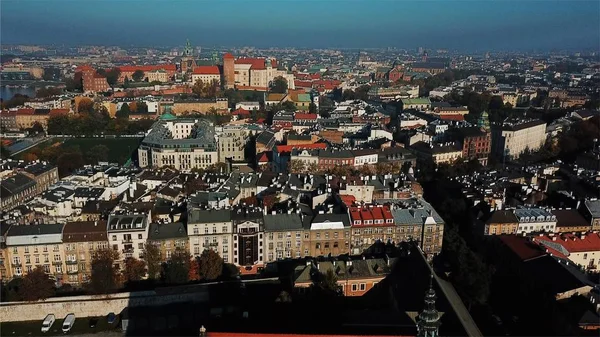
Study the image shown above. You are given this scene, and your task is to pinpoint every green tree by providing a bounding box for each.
[136,102,148,113]
[0,145,11,159]
[105,68,121,90]
[90,248,120,294]
[198,249,223,281]
[282,101,297,112]
[270,76,288,94]
[192,79,205,97]
[308,102,317,114]
[116,103,130,119]
[56,150,85,176]
[18,266,55,301]
[123,76,130,89]
[310,268,342,297]
[85,144,110,164]
[288,159,305,173]
[162,248,190,285]
[132,70,145,82]
[30,122,45,134]
[143,243,162,280]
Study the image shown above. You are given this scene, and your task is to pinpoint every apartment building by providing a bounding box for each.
[62,221,109,284]
[217,126,249,162]
[231,205,264,266]
[491,119,547,159]
[349,206,396,254]
[187,208,233,263]
[391,201,445,257]
[0,173,37,211]
[535,233,600,272]
[484,210,519,235]
[107,211,150,265]
[5,224,65,283]
[305,213,351,257]
[264,212,305,261]
[514,207,557,234]
[582,200,600,231]
[226,57,295,91]
[411,141,463,165]
[191,66,221,85]
[147,222,189,262]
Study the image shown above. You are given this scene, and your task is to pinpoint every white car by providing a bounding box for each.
[62,314,76,333]
[41,314,56,333]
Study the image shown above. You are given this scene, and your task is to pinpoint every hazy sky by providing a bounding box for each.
[1,0,599,51]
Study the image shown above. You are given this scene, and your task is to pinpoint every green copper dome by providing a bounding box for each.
[477,110,490,130]
[159,112,177,120]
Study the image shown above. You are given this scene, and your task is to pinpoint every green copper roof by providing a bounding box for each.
[401,98,431,105]
[159,113,177,120]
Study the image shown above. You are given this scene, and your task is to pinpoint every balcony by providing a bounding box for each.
[52,261,63,266]
[122,248,134,254]
[122,239,133,244]
[67,270,78,275]
[11,262,22,267]
[65,260,78,265]
[207,242,219,247]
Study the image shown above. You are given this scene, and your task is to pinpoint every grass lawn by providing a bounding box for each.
[0,315,122,336]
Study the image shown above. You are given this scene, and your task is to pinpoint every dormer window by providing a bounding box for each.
[386,219,394,224]
[365,220,373,225]
[354,220,361,225]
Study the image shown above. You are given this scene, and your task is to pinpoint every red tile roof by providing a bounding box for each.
[294,80,313,88]
[498,235,546,261]
[235,57,277,70]
[223,52,234,59]
[49,109,69,116]
[118,64,176,73]
[536,233,600,253]
[232,108,251,116]
[16,108,34,115]
[75,65,94,72]
[193,65,221,75]
[258,152,270,163]
[339,194,356,207]
[294,113,318,121]
[275,143,327,154]
[439,114,465,121]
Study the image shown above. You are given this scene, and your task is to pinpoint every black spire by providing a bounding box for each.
[417,273,441,337]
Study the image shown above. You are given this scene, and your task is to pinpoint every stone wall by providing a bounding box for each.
[0,288,209,323]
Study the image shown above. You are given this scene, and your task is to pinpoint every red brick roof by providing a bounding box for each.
[339,194,356,207]
[75,65,94,72]
[118,64,176,73]
[223,52,234,59]
[276,143,327,154]
[439,114,465,121]
[294,113,318,121]
[49,109,69,116]
[235,58,277,70]
[232,108,251,117]
[498,235,546,261]
[294,80,313,88]
[536,233,600,253]
[16,108,34,115]
[193,65,221,75]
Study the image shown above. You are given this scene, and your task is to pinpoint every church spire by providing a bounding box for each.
[417,273,441,337]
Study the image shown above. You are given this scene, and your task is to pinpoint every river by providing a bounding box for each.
[0,86,38,100]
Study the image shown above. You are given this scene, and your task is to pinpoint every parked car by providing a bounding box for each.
[62,314,76,333]
[107,312,118,325]
[89,317,98,328]
[41,314,56,333]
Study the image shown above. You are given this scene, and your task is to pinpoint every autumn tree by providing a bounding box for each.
[132,70,145,82]
[143,243,162,280]
[77,98,94,113]
[85,144,110,164]
[116,103,130,119]
[123,257,146,283]
[22,153,39,162]
[270,76,288,94]
[198,249,223,281]
[189,257,200,281]
[192,79,205,97]
[128,101,138,114]
[288,159,305,173]
[310,269,342,297]
[18,266,55,301]
[90,248,120,294]
[306,162,319,174]
[162,248,190,285]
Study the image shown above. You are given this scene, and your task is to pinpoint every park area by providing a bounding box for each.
[16,137,142,176]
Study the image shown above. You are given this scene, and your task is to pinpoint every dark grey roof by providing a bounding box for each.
[41,187,75,203]
[188,208,231,224]
[1,173,35,197]
[7,223,64,236]
[23,162,56,176]
[264,213,304,231]
[74,187,105,198]
[256,130,275,146]
[148,222,187,240]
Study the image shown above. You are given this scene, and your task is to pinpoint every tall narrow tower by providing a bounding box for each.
[223,52,235,89]
[181,39,197,73]
[417,274,441,337]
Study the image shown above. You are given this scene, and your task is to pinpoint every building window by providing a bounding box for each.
[584,253,588,260]
[193,228,199,235]
[112,235,117,241]
[351,284,358,292]
[138,234,143,239]
[304,233,309,239]
[359,283,366,291]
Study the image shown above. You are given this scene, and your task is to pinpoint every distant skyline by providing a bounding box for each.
[1,0,599,52]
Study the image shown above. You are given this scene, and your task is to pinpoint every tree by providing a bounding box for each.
[143,243,162,280]
[123,257,146,283]
[132,70,145,82]
[90,248,120,294]
[36,87,62,99]
[65,75,83,92]
[22,153,38,162]
[198,249,223,281]
[288,159,305,173]
[136,102,148,114]
[0,145,10,159]
[123,76,130,89]
[310,269,342,297]
[18,266,55,301]
[105,68,121,90]
[116,103,130,119]
[84,144,110,164]
[189,257,200,281]
[306,162,319,174]
[308,102,317,114]
[282,101,297,112]
[77,98,94,113]
[163,248,190,285]
[192,79,205,97]
[342,89,356,101]
[31,122,45,134]
[270,76,288,94]
[128,101,138,114]
[56,151,85,176]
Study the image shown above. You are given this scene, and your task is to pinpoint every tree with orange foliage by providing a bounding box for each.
[188,257,200,281]
[123,257,146,283]
[128,101,138,114]
[77,98,94,113]
[22,153,38,162]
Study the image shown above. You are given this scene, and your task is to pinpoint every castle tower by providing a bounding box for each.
[223,52,235,89]
[417,274,441,337]
[181,39,197,73]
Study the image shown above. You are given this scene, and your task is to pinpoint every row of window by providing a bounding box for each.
[14,245,59,254]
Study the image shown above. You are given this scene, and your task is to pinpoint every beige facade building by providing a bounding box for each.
[5,224,66,284]
[138,117,219,171]
[232,58,295,90]
[187,209,233,263]
[172,98,228,115]
[264,213,306,261]
[191,66,221,86]
[62,221,109,285]
[492,119,546,159]
[146,70,169,83]
[216,126,249,162]
[147,222,189,263]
